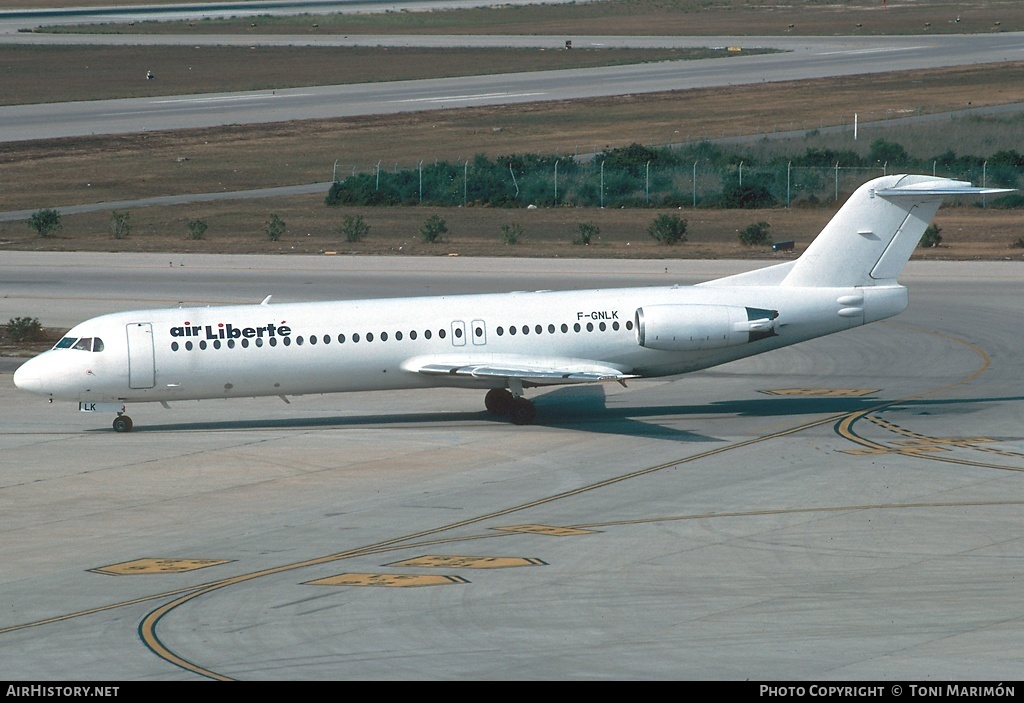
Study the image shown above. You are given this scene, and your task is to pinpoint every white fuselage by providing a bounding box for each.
[13,281,908,404]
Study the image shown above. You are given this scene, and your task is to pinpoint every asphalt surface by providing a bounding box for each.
[1,254,1022,680]
[1,23,1022,141]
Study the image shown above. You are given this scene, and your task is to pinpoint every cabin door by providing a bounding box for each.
[126,322,156,389]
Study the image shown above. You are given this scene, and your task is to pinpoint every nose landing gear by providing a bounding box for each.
[112,413,134,433]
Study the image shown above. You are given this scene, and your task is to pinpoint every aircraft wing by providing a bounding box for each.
[403,354,638,386]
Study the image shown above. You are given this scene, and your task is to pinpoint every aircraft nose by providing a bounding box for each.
[13,356,48,394]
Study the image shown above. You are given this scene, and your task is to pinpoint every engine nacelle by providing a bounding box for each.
[635,304,778,351]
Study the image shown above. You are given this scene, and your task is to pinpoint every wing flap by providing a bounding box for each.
[407,355,637,386]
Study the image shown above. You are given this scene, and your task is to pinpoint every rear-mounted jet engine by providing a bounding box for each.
[635,305,779,351]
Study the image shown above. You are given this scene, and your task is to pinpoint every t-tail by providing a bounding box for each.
[780,174,1010,288]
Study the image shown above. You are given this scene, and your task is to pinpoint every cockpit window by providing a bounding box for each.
[53,337,104,351]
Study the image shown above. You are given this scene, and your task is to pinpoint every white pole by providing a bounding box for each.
[854,113,858,141]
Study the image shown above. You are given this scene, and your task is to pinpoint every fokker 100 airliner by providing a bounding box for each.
[13,175,1007,431]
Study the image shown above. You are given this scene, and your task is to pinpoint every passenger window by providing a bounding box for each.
[438,329,446,339]
[424,330,431,340]
[338,334,346,343]
[410,330,417,340]
[561,323,568,333]
[547,324,555,334]
[366,333,374,342]
[535,325,542,334]
[496,327,504,336]
[395,331,403,341]
[381,332,389,341]
[309,335,317,345]
[522,325,529,335]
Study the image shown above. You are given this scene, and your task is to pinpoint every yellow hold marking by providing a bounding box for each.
[307,573,468,587]
[90,559,231,576]
[760,388,879,397]
[390,555,547,569]
[492,524,596,536]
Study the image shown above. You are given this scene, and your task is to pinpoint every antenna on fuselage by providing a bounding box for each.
[260,295,272,306]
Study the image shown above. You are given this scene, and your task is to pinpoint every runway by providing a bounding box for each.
[1,254,1022,679]
[1,20,1023,141]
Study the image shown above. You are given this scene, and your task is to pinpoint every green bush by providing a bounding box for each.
[337,214,370,242]
[919,223,942,248]
[501,223,523,245]
[574,222,599,245]
[739,221,772,246]
[265,213,286,241]
[6,317,43,343]
[420,214,448,243]
[28,209,62,238]
[719,179,777,209]
[187,219,208,240]
[110,211,131,240]
[647,213,688,245]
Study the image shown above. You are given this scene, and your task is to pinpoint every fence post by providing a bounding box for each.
[554,160,559,206]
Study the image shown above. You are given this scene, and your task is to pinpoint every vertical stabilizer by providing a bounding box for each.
[781,175,1007,288]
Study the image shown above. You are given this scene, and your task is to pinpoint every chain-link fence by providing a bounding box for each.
[327,158,1019,210]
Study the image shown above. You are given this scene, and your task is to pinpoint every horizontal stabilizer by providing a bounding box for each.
[875,180,1013,197]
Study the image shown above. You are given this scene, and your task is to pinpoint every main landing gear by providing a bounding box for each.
[112,413,134,433]
[484,388,536,425]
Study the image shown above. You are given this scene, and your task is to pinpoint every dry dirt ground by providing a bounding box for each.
[21,0,1024,36]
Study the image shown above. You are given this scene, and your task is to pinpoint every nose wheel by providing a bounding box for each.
[112,414,134,433]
